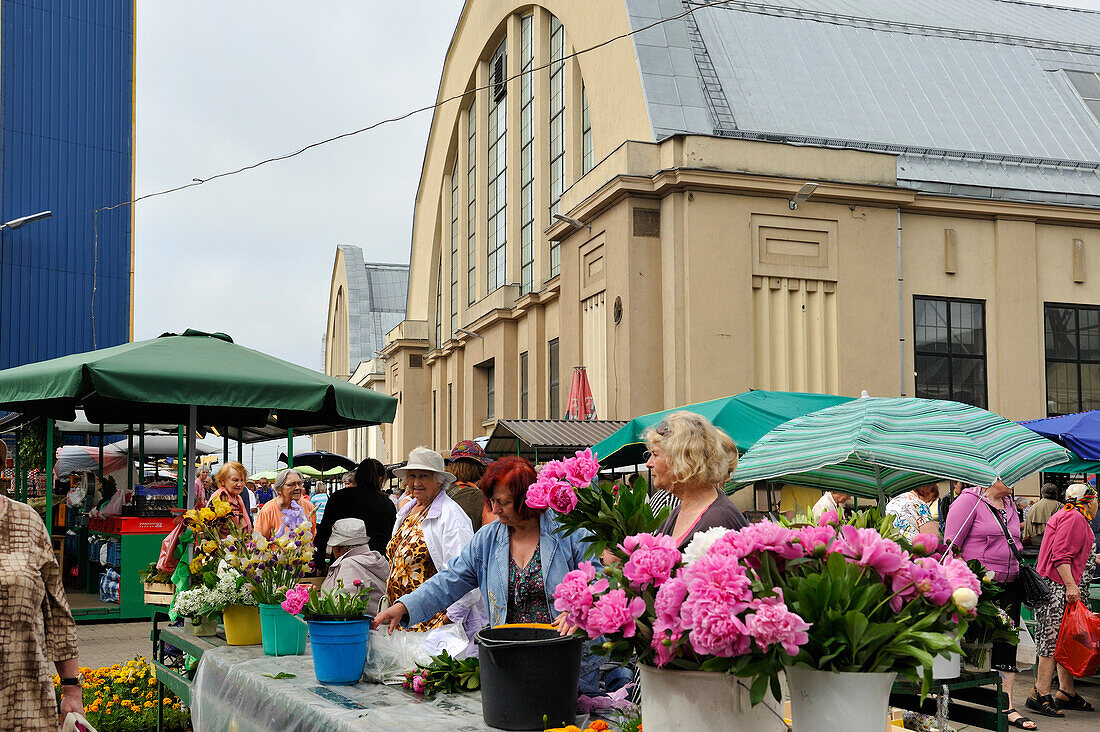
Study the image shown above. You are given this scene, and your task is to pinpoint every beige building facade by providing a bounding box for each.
[337,0,1100,462]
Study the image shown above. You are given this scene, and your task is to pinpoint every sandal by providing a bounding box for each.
[1055,691,1095,712]
[1025,689,1065,718]
[1006,710,1037,729]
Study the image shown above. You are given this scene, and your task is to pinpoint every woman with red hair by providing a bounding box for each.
[374,456,602,690]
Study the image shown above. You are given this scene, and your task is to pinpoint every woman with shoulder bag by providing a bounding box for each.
[945,479,1037,731]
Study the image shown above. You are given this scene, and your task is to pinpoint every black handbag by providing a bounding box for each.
[986,502,1052,609]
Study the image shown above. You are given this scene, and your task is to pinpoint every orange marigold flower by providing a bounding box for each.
[589,723,611,732]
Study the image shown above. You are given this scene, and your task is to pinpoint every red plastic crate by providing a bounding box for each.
[90,516,176,535]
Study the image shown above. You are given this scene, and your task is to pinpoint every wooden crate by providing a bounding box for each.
[144,581,175,606]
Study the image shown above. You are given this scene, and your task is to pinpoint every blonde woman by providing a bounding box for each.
[644,411,748,549]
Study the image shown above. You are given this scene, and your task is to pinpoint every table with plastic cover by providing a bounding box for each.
[191,643,503,732]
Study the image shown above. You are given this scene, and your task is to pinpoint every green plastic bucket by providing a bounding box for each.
[259,603,306,656]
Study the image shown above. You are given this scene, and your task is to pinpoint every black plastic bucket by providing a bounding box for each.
[475,625,584,730]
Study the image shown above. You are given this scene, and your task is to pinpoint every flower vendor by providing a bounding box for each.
[643,412,748,549]
[374,455,603,693]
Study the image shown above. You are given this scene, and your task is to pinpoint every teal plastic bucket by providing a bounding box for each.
[307,618,371,685]
[259,603,306,656]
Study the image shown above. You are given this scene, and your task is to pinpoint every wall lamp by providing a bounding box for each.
[552,213,591,232]
[456,327,484,341]
[0,210,52,231]
[788,183,819,210]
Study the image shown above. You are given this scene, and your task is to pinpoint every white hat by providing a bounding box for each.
[328,518,370,550]
[392,447,456,487]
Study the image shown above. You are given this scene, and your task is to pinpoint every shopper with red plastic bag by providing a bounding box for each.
[1028,484,1100,718]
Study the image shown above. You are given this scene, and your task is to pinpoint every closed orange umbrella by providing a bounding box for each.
[565,366,597,420]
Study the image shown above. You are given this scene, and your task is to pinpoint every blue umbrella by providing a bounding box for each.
[1019,411,1100,461]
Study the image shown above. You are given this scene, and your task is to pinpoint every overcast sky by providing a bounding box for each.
[131,0,1100,468]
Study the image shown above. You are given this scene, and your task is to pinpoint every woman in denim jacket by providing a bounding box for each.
[374,456,603,692]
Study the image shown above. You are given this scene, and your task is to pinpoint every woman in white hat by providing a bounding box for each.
[323,518,390,616]
[386,446,478,631]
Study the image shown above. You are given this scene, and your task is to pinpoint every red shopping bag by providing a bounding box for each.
[1054,600,1100,678]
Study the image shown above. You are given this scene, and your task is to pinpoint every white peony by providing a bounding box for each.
[952,587,978,611]
[682,527,732,565]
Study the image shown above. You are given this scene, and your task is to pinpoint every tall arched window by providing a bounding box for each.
[548,15,566,277]
[519,14,535,294]
[435,252,443,347]
[450,161,459,338]
[466,101,477,305]
[486,40,508,293]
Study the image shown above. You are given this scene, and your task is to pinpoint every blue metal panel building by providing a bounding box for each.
[0,0,134,369]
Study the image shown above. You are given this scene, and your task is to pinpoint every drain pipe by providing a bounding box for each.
[897,207,905,397]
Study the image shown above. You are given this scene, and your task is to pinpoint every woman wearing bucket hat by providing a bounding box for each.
[385,447,481,632]
[446,439,493,530]
[322,518,390,616]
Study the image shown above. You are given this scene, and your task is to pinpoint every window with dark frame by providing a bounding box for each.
[520,351,529,419]
[432,389,437,449]
[548,338,560,418]
[913,296,987,409]
[485,363,496,421]
[1045,303,1100,416]
[447,382,453,447]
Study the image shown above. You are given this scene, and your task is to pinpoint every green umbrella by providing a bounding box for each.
[249,470,279,481]
[592,390,854,467]
[0,329,396,440]
[290,465,348,479]
[732,397,1070,503]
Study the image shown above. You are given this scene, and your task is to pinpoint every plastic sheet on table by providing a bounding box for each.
[191,644,494,732]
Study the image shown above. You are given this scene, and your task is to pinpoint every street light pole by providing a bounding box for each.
[0,210,52,231]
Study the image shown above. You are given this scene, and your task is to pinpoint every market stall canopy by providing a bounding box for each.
[0,330,397,441]
[592,390,855,468]
[107,435,219,457]
[249,471,279,481]
[732,397,1070,502]
[1019,411,1100,461]
[483,419,628,462]
[1042,451,1100,474]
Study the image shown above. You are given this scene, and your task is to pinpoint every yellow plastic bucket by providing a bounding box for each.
[222,604,262,645]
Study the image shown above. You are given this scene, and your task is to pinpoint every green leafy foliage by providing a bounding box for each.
[302,579,373,619]
[554,477,669,560]
[961,560,1020,647]
[403,650,480,695]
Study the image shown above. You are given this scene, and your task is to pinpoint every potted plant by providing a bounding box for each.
[281,579,373,685]
[170,565,254,637]
[552,507,981,732]
[140,563,175,607]
[222,508,313,656]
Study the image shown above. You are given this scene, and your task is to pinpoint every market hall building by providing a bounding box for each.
[331,0,1100,462]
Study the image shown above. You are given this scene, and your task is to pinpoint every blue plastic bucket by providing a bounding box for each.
[258,603,306,656]
[307,618,371,685]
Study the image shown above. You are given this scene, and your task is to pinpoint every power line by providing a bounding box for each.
[90,0,739,218]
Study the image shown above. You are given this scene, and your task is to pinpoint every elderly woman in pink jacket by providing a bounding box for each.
[1027,484,1100,719]
[945,480,1034,731]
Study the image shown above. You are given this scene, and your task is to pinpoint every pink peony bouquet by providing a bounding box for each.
[526,449,670,560]
[554,510,981,703]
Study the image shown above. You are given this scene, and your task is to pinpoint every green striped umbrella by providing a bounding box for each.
[732,397,1070,504]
